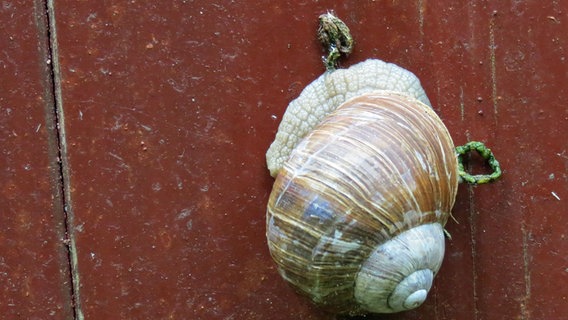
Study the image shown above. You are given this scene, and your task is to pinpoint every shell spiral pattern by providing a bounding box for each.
[266,91,459,314]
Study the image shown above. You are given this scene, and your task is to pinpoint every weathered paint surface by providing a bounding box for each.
[1,1,566,319]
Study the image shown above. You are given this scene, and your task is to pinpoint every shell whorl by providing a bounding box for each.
[355,223,445,313]
[266,92,458,314]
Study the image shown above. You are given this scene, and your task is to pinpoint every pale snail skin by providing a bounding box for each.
[265,59,459,314]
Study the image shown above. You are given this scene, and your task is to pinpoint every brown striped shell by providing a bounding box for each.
[266,91,459,314]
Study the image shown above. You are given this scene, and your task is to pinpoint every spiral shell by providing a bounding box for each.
[266,91,459,314]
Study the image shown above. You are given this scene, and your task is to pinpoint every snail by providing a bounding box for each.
[266,59,456,315]
[264,14,501,315]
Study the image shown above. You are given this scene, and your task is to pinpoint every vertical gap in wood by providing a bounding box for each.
[465,132,479,320]
[460,86,465,121]
[417,0,425,49]
[489,11,499,126]
[467,183,479,320]
[33,0,75,318]
[43,0,84,319]
[521,223,531,319]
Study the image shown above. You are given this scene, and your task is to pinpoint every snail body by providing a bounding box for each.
[266,59,459,314]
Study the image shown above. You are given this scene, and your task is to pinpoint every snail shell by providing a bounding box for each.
[266,60,459,314]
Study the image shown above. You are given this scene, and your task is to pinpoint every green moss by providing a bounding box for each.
[456,141,502,184]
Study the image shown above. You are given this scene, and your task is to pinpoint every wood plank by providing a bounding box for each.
[0,1,74,318]
[51,1,567,318]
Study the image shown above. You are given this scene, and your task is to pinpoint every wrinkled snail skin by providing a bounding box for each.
[265,59,459,315]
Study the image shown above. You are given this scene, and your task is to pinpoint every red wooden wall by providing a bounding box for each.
[1,1,566,319]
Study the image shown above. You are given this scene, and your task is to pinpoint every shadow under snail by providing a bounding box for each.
[265,13,501,316]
